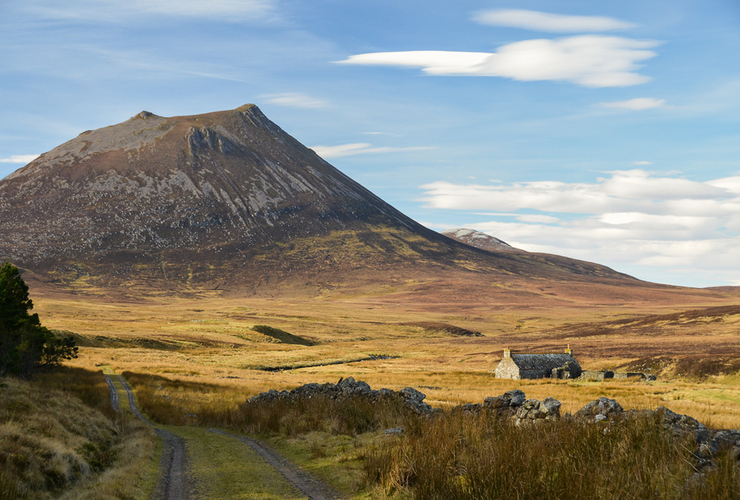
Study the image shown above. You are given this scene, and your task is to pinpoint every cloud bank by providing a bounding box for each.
[422,170,740,286]
[340,35,658,87]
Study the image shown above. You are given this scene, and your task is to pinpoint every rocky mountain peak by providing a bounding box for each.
[441,228,520,252]
[0,105,631,292]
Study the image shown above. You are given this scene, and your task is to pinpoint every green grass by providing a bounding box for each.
[167,427,305,499]
[266,431,371,496]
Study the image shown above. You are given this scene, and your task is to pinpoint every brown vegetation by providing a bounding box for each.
[0,367,157,499]
[364,410,739,499]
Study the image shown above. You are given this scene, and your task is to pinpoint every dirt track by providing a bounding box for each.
[104,372,341,499]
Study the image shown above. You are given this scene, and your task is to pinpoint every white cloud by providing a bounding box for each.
[339,36,659,87]
[261,93,328,109]
[598,97,667,110]
[310,143,433,159]
[473,9,637,33]
[24,0,278,22]
[421,170,740,286]
[632,161,654,166]
[0,155,39,164]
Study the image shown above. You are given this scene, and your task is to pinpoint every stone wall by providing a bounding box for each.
[494,357,520,379]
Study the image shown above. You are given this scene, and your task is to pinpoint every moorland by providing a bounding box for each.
[2,271,738,498]
[3,105,740,498]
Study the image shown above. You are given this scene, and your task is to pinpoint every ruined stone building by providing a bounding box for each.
[494,346,582,380]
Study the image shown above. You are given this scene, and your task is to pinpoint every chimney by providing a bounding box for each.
[565,344,573,356]
[503,347,511,358]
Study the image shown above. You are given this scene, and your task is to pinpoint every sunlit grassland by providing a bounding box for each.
[0,367,159,499]
[32,289,740,432]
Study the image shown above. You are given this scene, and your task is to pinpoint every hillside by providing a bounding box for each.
[0,105,644,295]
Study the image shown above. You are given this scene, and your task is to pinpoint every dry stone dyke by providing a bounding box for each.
[248,380,740,478]
[245,376,435,415]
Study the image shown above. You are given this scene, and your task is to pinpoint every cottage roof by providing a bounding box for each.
[511,353,578,371]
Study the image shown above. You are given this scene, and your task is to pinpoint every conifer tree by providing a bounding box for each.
[0,262,77,378]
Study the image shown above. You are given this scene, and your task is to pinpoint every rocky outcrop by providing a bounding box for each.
[245,377,435,415]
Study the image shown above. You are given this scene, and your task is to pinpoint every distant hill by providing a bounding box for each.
[441,228,521,253]
[0,105,636,294]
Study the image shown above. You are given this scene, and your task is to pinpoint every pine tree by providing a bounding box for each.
[0,262,77,378]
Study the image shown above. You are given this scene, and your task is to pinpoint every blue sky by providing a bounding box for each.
[2,1,740,287]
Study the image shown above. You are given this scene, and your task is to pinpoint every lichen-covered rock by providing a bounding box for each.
[400,387,425,402]
[513,397,562,425]
[575,397,624,422]
[541,397,561,418]
[484,389,526,409]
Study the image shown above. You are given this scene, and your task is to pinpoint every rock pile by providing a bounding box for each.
[245,377,435,415]
[454,390,562,424]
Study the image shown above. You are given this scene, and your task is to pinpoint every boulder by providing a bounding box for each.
[575,397,624,422]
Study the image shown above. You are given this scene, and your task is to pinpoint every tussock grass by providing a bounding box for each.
[233,393,418,437]
[363,411,740,499]
[124,370,417,437]
[0,368,158,499]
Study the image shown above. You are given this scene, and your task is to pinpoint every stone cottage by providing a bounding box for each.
[495,346,582,380]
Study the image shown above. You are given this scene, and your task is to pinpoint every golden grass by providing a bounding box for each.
[25,282,740,434]
[1,278,731,498]
[0,368,158,499]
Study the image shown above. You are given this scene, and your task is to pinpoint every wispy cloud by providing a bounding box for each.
[23,0,279,23]
[311,143,433,159]
[422,170,740,285]
[0,155,39,164]
[473,9,637,33]
[339,36,659,87]
[632,161,654,166]
[261,92,329,109]
[598,97,667,110]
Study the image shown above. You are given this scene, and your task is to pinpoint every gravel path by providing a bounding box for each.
[104,372,344,499]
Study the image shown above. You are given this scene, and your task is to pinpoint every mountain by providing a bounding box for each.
[0,105,635,294]
[441,228,520,253]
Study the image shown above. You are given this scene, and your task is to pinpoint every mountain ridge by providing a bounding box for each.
[0,104,637,295]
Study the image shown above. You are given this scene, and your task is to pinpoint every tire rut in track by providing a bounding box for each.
[104,373,191,500]
[207,428,343,499]
[105,372,344,499]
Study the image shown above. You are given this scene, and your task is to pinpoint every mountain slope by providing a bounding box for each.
[0,105,634,293]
